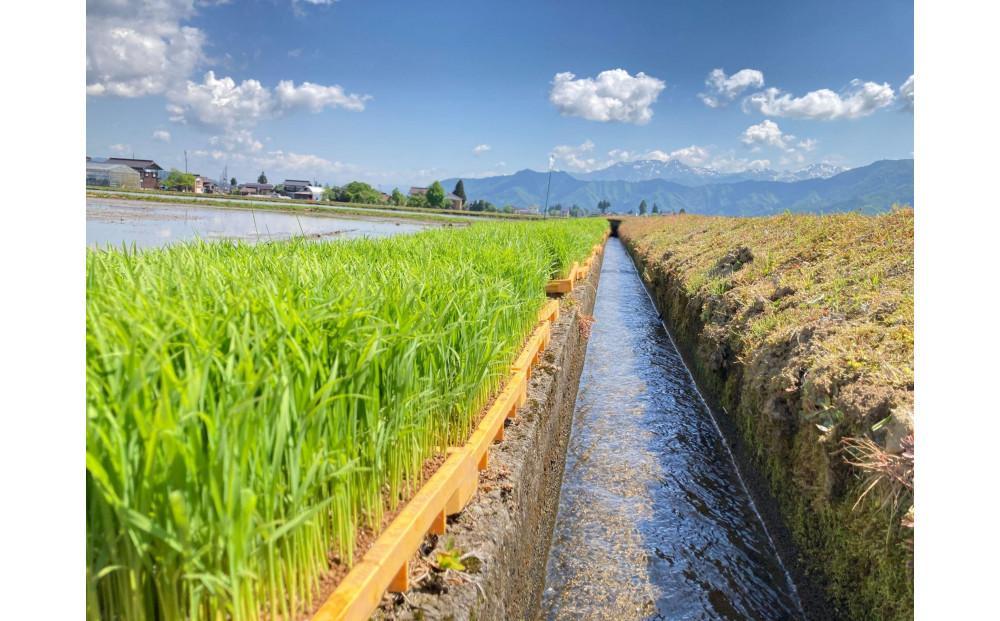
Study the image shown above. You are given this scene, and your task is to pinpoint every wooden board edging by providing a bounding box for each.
[311,286,573,621]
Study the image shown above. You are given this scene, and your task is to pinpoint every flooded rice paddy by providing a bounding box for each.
[541,238,804,621]
[86,199,432,249]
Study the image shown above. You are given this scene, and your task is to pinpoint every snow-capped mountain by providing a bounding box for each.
[440,159,912,215]
[771,162,847,182]
[578,159,846,186]
[578,159,726,184]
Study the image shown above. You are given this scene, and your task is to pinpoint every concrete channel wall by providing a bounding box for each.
[374,248,604,620]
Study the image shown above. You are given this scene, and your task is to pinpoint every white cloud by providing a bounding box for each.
[740,120,818,164]
[209,129,263,152]
[700,68,764,108]
[661,145,711,166]
[741,120,793,150]
[86,0,205,97]
[637,145,711,167]
[900,75,914,112]
[797,138,818,152]
[167,71,369,132]
[189,147,356,181]
[152,130,172,143]
[549,140,600,171]
[708,154,773,174]
[167,72,273,129]
[274,79,370,112]
[108,143,130,154]
[472,144,492,156]
[256,150,353,177]
[550,142,711,172]
[549,69,665,124]
[287,48,303,58]
[742,79,895,120]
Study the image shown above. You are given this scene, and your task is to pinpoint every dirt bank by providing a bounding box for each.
[618,212,913,621]
[370,248,604,620]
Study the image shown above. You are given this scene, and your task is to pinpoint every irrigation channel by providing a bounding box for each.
[86,198,432,248]
[540,237,805,621]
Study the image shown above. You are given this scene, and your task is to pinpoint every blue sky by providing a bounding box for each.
[86,0,913,190]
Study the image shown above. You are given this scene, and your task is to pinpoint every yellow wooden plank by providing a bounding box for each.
[464,370,524,470]
[537,299,559,324]
[445,457,479,515]
[312,275,567,620]
[512,327,545,379]
[388,562,408,593]
[545,278,573,294]
[312,446,473,621]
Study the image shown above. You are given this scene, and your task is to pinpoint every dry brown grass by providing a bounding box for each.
[619,209,916,619]
[621,208,913,401]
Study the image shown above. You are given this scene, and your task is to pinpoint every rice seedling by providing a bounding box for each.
[86,218,607,621]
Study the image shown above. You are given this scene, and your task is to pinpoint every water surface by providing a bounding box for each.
[541,238,803,621]
[87,199,431,249]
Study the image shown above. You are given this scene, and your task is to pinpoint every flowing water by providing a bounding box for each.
[541,238,804,621]
[86,199,432,249]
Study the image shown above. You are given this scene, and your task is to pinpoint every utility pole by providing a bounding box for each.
[184,150,188,173]
[543,168,552,220]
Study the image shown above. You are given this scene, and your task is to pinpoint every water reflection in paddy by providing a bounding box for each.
[86,199,435,249]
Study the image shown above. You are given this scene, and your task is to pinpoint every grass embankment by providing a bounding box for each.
[86,219,608,621]
[86,187,540,221]
[619,209,913,620]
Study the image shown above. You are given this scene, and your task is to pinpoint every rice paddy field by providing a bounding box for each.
[85,218,607,621]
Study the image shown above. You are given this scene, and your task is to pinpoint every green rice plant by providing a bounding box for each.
[86,218,606,621]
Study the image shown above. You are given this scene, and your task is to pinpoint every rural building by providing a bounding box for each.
[445,192,465,210]
[200,177,219,194]
[282,179,313,195]
[409,186,465,209]
[290,186,324,201]
[239,182,275,195]
[106,157,164,189]
[86,161,141,190]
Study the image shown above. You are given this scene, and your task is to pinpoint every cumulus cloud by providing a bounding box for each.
[550,142,711,172]
[152,129,172,142]
[899,75,914,112]
[88,1,370,153]
[256,150,353,177]
[167,71,369,130]
[166,72,273,129]
[549,69,665,124]
[108,143,130,154]
[86,0,205,97]
[797,138,818,152]
[209,129,262,152]
[472,144,492,156]
[743,79,895,120]
[740,120,818,163]
[274,79,370,112]
[741,120,793,149]
[549,140,600,171]
[655,145,711,166]
[709,154,773,174]
[700,68,764,108]
[190,147,355,180]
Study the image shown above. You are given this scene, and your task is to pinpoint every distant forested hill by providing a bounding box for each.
[442,159,913,215]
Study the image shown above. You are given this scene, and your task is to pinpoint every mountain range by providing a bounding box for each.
[575,159,846,185]
[443,159,913,216]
